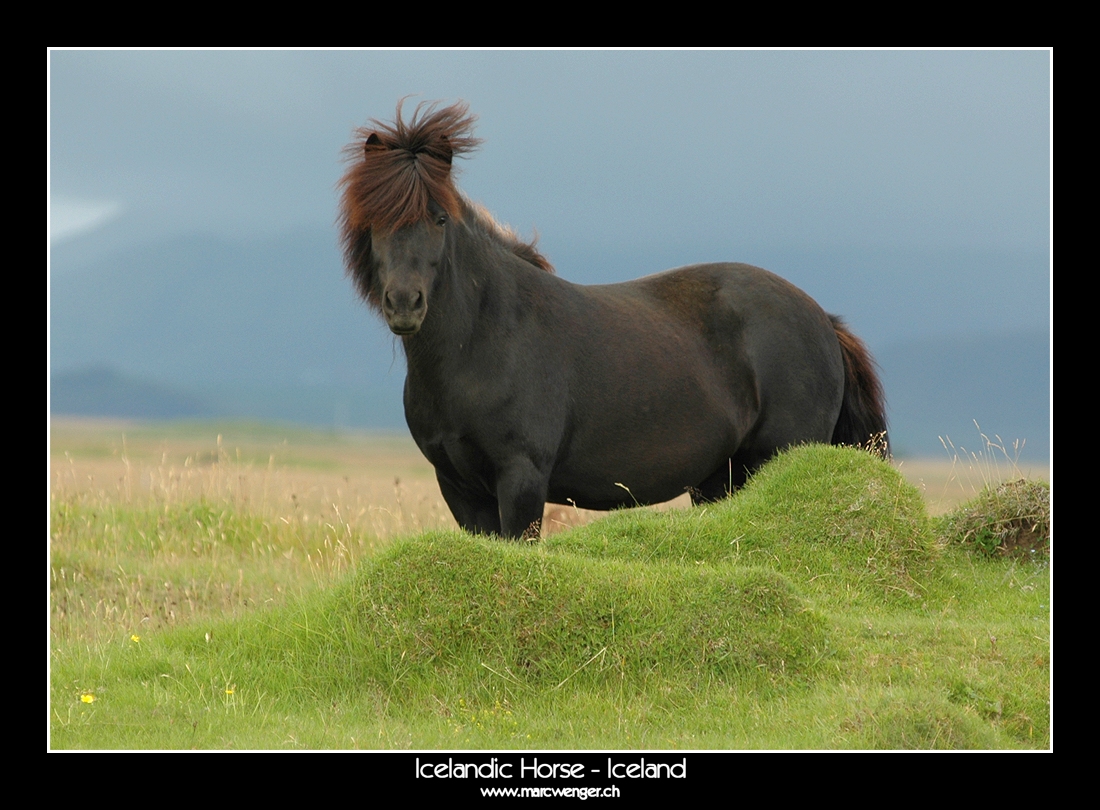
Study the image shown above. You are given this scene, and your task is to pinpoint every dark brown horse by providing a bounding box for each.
[340,101,887,539]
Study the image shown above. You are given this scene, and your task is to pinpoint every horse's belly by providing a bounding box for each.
[547,459,711,509]
[549,408,735,508]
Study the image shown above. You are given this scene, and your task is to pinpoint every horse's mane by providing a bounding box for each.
[339,100,552,277]
[464,200,554,274]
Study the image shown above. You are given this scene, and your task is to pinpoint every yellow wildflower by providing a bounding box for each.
[80,693,96,703]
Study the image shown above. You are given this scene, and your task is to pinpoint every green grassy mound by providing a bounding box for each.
[245,535,828,693]
[51,446,1048,749]
[550,444,934,605]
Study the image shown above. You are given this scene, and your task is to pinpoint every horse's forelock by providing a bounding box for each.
[339,101,480,239]
[339,101,552,294]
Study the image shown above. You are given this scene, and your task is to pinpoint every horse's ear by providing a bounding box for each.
[364,132,385,154]
[439,134,453,166]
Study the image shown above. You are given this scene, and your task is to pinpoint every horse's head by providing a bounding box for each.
[370,201,450,335]
[338,101,481,336]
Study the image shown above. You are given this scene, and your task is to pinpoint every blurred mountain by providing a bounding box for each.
[50,226,409,428]
[50,366,210,419]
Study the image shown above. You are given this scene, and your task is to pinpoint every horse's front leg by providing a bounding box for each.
[436,473,502,535]
[496,458,550,540]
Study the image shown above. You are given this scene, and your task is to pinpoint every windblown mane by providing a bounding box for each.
[465,200,554,274]
[339,100,553,296]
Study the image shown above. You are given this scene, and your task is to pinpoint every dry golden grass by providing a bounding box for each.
[50,419,454,537]
[50,418,1049,533]
[894,432,1050,516]
[49,419,460,644]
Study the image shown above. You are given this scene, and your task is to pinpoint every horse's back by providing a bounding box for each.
[541,263,844,506]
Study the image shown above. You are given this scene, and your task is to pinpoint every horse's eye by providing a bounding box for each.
[436,214,448,227]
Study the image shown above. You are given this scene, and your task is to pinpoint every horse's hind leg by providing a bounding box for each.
[690,458,751,505]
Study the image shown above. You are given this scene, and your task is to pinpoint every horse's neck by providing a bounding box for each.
[403,228,510,373]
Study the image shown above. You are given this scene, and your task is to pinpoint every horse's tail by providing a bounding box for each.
[830,315,890,459]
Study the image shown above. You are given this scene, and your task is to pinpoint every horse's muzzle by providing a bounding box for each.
[382,288,427,335]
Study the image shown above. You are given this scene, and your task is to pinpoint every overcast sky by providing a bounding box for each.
[49,49,1051,347]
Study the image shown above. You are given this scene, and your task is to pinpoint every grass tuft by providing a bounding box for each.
[937,478,1051,559]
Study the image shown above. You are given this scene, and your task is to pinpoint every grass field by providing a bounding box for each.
[48,418,1050,749]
